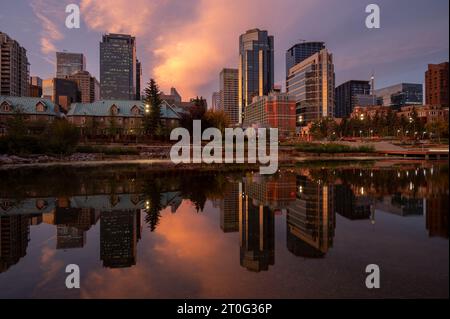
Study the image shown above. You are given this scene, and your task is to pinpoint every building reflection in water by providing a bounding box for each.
[287,176,335,258]
[0,165,448,275]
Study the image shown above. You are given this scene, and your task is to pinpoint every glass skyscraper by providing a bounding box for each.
[56,52,86,79]
[100,33,137,100]
[375,83,423,110]
[238,29,274,123]
[285,41,325,77]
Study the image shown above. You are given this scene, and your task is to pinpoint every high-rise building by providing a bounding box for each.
[136,59,142,100]
[0,32,29,97]
[56,52,86,78]
[219,68,239,124]
[220,182,240,233]
[42,78,80,111]
[67,70,100,103]
[286,49,335,125]
[100,33,137,100]
[335,80,371,118]
[0,215,30,273]
[285,41,325,77]
[29,76,43,98]
[425,62,449,108]
[239,29,274,123]
[211,91,221,111]
[375,83,423,109]
[243,91,296,138]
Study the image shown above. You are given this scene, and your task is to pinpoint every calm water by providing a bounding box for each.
[0,162,448,299]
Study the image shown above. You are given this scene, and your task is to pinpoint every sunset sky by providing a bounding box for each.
[1,0,448,104]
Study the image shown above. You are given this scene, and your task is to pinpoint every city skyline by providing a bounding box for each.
[0,0,448,105]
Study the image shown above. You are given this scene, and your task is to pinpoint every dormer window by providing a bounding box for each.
[131,105,140,115]
[36,101,46,112]
[110,104,119,115]
[1,101,12,112]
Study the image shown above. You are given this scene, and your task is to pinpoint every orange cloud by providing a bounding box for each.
[31,0,64,55]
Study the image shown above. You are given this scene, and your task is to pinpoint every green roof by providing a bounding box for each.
[0,96,59,116]
[67,100,182,120]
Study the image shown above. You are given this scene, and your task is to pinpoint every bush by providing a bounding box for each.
[295,143,375,154]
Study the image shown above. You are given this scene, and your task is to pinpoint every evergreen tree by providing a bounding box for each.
[143,78,162,137]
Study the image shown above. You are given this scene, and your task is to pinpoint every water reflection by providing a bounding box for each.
[0,163,448,289]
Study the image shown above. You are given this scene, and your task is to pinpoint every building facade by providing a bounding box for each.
[220,68,239,124]
[243,92,296,138]
[285,41,325,77]
[42,78,80,111]
[0,32,29,97]
[425,62,449,108]
[286,49,335,125]
[67,71,100,103]
[375,83,423,109]
[239,29,274,123]
[100,34,137,100]
[335,80,371,118]
[136,59,142,100]
[211,91,221,111]
[29,76,43,98]
[56,52,86,78]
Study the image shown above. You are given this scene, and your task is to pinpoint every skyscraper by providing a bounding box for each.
[136,59,142,100]
[238,29,274,123]
[100,33,137,100]
[335,80,371,118]
[425,62,449,108]
[67,70,100,103]
[286,49,335,125]
[56,52,86,78]
[211,91,221,111]
[0,32,29,97]
[285,41,325,77]
[219,68,239,124]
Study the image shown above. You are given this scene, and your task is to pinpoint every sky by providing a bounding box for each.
[0,0,448,105]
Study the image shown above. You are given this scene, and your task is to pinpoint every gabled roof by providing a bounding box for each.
[0,96,59,116]
[67,100,182,120]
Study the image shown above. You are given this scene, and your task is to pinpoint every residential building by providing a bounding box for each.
[220,68,239,124]
[375,83,423,109]
[397,105,449,124]
[350,105,391,120]
[286,49,335,126]
[425,62,449,108]
[67,71,100,103]
[42,78,80,111]
[285,41,325,76]
[335,80,371,118]
[100,33,137,100]
[239,29,274,123]
[67,99,183,136]
[243,91,296,138]
[0,96,60,135]
[56,52,86,78]
[0,32,29,97]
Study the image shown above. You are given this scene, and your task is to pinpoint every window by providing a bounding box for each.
[1,102,12,112]
[36,102,46,112]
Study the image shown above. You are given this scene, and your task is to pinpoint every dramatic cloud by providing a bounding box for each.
[30,0,65,55]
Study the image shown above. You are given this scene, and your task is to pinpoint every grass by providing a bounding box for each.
[294,143,375,154]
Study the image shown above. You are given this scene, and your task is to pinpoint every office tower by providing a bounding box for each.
[100,33,137,100]
[375,83,423,109]
[136,59,142,100]
[239,182,275,272]
[426,194,449,239]
[243,91,296,138]
[29,76,43,97]
[211,91,221,111]
[238,29,274,123]
[56,52,86,78]
[100,210,139,268]
[220,182,240,233]
[0,215,30,273]
[335,80,371,118]
[286,176,335,258]
[220,68,239,124]
[425,62,449,107]
[285,41,325,76]
[286,49,335,125]
[67,70,100,103]
[0,32,29,96]
[42,78,80,111]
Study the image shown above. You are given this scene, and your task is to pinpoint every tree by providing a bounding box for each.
[143,78,162,138]
[43,119,80,155]
[426,119,449,143]
[203,110,230,133]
